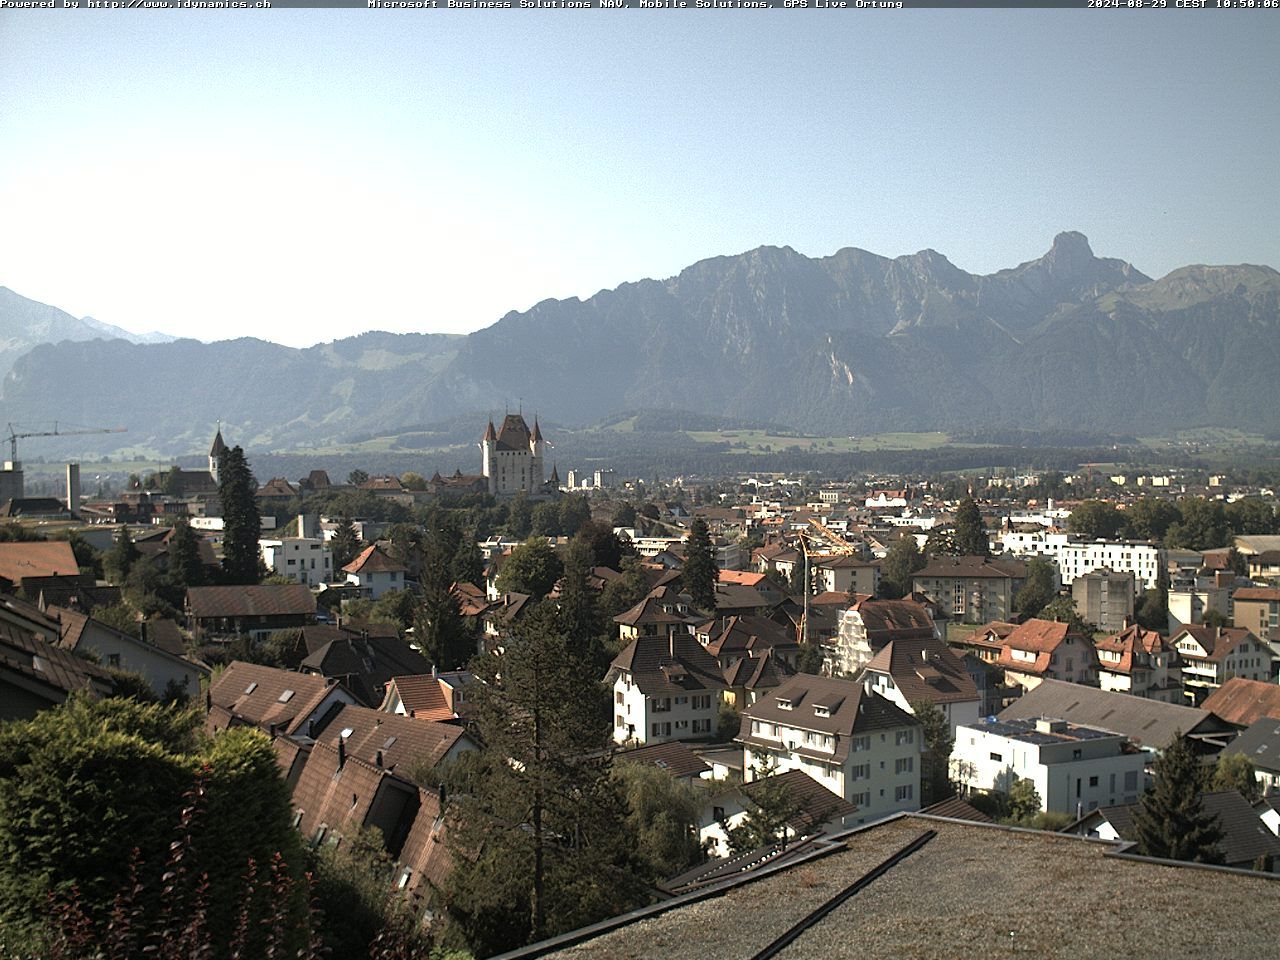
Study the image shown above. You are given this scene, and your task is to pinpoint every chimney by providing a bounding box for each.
[375,750,383,768]
[308,719,316,738]
[66,463,81,515]
[337,738,346,769]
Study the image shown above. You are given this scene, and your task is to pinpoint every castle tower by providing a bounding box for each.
[209,425,229,485]
[481,419,497,495]
[530,417,546,492]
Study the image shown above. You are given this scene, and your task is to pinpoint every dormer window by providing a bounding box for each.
[814,705,831,718]
[776,697,793,710]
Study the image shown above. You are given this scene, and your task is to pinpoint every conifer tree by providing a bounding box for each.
[443,605,644,955]
[330,516,360,571]
[952,496,989,557]
[683,517,717,612]
[104,525,140,584]
[557,538,604,670]
[450,528,485,587]
[415,537,472,671]
[167,520,206,589]
[217,445,262,585]
[1132,733,1224,864]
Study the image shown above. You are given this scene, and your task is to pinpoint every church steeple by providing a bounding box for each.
[209,423,228,484]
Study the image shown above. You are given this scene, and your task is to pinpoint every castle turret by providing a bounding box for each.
[209,426,229,485]
[481,419,497,495]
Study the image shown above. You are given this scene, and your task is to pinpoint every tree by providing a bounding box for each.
[104,525,140,584]
[611,502,637,528]
[1132,732,1223,864]
[557,495,591,538]
[496,537,562,598]
[218,445,262,585]
[1224,497,1278,536]
[1039,595,1095,635]
[65,531,103,580]
[262,628,308,669]
[952,496,989,557]
[450,529,485,587]
[880,536,926,599]
[683,518,717,613]
[167,520,206,589]
[910,699,954,806]
[330,516,361,571]
[400,471,427,491]
[0,697,305,950]
[416,533,472,671]
[1136,586,1169,632]
[1067,500,1127,541]
[724,761,801,856]
[94,601,141,639]
[505,491,532,539]
[573,520,632,572]
[1122,498,1180,541]
[443,606,645,955]
[1166,498,1230,551]
[1212,752,1260,803]
[556,538,604,669]
[612,764,704,884]
[923,529,957,558]
[1006,778,1042,823]
[347,469,369,486]
[530,501,563,538]
[1013,556,1056,618]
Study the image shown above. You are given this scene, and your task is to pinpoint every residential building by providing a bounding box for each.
[952,717,1147,816]
[316,702,477,776]
[1093,622,1182,703]
[343,544,407,600]
[298,634,433,707]
[1171,625,1273,703]
[1200,677,1280,729]
[381,672,473,722]
[1072,569,1135,634]
[1168,572,1234,634]
[699,770,859,857]
[607,634,725,745]
[1072,791,1280,872]
[205,660,356,738]
[260,535,333,587]
[737,673,922,822]
[186,584,317,641]
[615,740,713,783]
[998,678,1236,756]
[992,618,1098,693]
[827,598,939,677]
[1057,540,1162,591]
[0,540,81,592]
[1233,587,1280,644]
[0,611,115,720]
[1220,718,1280,796]
[613,590,692,645]
[911,556,1026,625]
[1246,551,1280,582]
[859,636,981,737]
[53,606,208,700]
[810,555,880,597]
[694,614,798,672]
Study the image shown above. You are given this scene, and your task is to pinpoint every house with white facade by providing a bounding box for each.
[992,618,1098,694]
[1094,622,1182,703]
[260,536,333,587]
[737,673,922,824]
[342,544,406,600]
[1171,625,1274,704]
[1057,540,1162,592]
[1221,718,1280,797]
[607,633,725,745]
[952,716,1147,816]
[860,636,981,738]
[698,769,859,858]
[826,598,939,678]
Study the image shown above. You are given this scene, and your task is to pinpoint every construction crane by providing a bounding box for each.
[6,422,127,462]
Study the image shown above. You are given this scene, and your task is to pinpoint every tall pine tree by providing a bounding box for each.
[1132,733,1224,864]
[557,538,604,670]
[330,516,361,571]
[415,535,472,671]
[443,605,645,955]
[952,496,989,557]
[217,445,262,585]
[104,525,140,584]
[167,519,206,589]
[683,517,717,613]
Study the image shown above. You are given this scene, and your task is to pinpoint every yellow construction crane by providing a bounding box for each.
[6,422,127,462]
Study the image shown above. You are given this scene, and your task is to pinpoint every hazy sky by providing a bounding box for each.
[1,12,1276,348]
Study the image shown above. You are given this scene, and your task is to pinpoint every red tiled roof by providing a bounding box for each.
[207,661,339,735]
[863,638,979,706]
[187,584,316,619]
[385,674,455,722]
[1233,587,1280,602]
[318,702,471,774]
[342,544,407,575]
[1172,625,1258,662]
[0,541,80,585]
[1201,678,1280,728]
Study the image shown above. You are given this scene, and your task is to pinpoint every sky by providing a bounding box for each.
[1,11,1277,348]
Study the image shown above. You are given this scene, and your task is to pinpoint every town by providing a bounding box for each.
[0,413,1278,958]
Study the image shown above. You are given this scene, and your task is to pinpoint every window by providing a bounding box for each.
[777,697,792,710]
[1089,776,1099,788]
[851,735,871,752]
[616,715,624,728]
[896,757,914,774]
[990,752,1003,763]
[108,653,121,668]
[278,690,295,703]
[713,806,726,822]
[895,729,914,746]
[1072,749,1082,760]
[653,698,671,713]
[615,691,624,704]
[894,784,913,801]
[851,763,870,781]
[675,696,688,705]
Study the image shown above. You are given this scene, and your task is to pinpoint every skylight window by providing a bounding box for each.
[278,689,295,703]
[244,682,258,695]
[340,727,354,739]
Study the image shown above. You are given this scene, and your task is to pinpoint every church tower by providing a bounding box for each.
[209,425,229,485]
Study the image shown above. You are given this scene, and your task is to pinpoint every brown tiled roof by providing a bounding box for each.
[384,674,456,722]
[809,591,870,608]
[452,581,491,617]
[920,796,995,823]
[358,475,406,492]
[207,661,339,735]
[738,673,918,764]
[1095,623,1171,678]
[0,618,114,702]
[915,556,1026,580]
[317,703,472,775]
[143,618,187,657]
[257,477,299,498]
[342,543,407,575]
[863,638,979,707]
[742,769,858,833]
[1233,587,1280,602]
[614,595,688,628]
[723,649,790,692]
[300,635,431,707]
[698,615,797,661]
[290,739,418,848]
[1201,678,1280,728]
[0,541,80,585]
[718,570,768,587]
[187,584,316,619]
[1172,625,1258,663]
[494,413,532,452]
[397,787,452,900]
[850,599,937,638]
[609,634,726,697]
[615,740,712,780]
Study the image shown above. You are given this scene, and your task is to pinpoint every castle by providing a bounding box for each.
[480,413,549,497]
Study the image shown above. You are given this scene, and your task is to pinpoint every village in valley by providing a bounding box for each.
[1,409,1279,958]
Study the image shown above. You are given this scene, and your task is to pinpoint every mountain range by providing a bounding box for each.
[3,231,1277,457]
